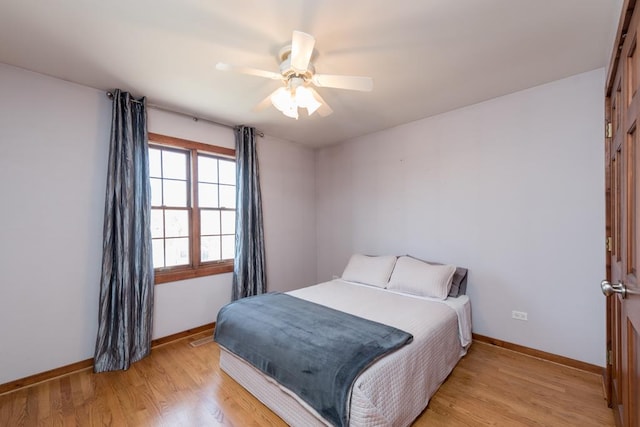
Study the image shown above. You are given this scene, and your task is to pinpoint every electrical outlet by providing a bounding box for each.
[332,275,339,280]
[512,310,528,321]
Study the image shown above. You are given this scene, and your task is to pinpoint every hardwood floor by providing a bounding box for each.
[0,331,614,426]
[417,342,614,426]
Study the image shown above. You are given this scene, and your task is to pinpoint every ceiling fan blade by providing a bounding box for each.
[309,88,333,117]
[290,31,315,72]
[312,74,373,92]
[216,62,282,80]
[253,90,277,112]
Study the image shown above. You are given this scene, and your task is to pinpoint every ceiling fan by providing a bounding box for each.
[216,30,373,119]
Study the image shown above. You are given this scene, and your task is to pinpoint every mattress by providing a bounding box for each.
[219,279,471,426]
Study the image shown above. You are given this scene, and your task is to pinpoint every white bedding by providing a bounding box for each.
[219,279,471,426]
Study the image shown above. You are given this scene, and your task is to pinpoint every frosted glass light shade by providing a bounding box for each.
[281,105,299,119]
[295,86,322,115]
[271,87,294,112]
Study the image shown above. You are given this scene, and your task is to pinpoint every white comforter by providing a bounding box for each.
[284,279,471,426]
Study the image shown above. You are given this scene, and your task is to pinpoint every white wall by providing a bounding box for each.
[259,135,317,292]
[0,63,109,384]
[0,63,317,384]
[316,68,606,366]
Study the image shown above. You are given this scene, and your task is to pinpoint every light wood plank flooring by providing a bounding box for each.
[0,330,614,426]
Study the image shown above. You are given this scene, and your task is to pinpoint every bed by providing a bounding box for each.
[215,255,472,427]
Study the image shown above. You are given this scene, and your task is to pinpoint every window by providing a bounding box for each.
[148,133,236,284]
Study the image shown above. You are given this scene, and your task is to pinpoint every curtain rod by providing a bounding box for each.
[105,91,264,137]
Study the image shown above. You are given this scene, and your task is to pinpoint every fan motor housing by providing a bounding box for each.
[278,44,315,81]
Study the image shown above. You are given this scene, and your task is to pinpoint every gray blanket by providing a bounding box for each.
[214,292,413,427]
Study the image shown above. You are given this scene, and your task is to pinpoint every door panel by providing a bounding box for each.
[629,322,639,424]
[610,126,625,424]
[614,294,623,404]
[627,128,637,276]
[606,2,640,426]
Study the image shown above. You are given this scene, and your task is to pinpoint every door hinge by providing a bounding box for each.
[608,350,613,365]
[606,122,613,138]
[607,236,613,252]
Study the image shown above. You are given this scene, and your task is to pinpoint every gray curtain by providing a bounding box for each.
[232,126,266,300]
[94,89,154,373]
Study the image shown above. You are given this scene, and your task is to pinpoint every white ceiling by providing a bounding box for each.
[0,0,621,147]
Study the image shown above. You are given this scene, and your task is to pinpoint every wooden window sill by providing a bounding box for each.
[154,263,234,284]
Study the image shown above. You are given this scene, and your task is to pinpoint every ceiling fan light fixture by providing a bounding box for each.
[282,106,299,119]
[271,87,293,111]
[270,87,299,119]
[271,81,321,119]
[295,85,322,116]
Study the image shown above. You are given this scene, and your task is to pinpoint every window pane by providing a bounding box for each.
[201,236,221,262]
[221,210,235,234]
[149,141,236,279]
[150,178,162,206]
[149,148,162,178]
[165,210,189,238]
[163,180,187,207]
[219,185,235,209]
[198,156,218,183]
[162,150,188,180]
[165,237,189,267]
[199,183,219,208]
[221,235,235,260]
[150,209,164,238]
[152,239,165,268]
[219,160,236,185]
[201,210,220,235]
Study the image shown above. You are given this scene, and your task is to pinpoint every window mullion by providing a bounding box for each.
[191,148,200,268]
[162,209,167,268]
[217,158,223,259]
[160,150,167,268]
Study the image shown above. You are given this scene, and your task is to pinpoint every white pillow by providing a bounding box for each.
[341,254,397,288]
[387,256,455,299]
